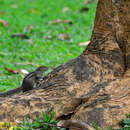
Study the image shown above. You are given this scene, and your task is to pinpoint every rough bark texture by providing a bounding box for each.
[0,0,130,129]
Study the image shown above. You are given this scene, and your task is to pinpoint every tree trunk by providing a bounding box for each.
[0,0,129,129]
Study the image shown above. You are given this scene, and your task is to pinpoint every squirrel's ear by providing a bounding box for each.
[37,66,48,71]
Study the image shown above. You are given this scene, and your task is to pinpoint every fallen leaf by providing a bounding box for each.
[19,69,29,75]
[79,41,90,46]
[0,11,6,16]
[27,39,34,44]
[24,24,34,33]
[5,67,30,77]
[14,62,40,67]
[79,7,89,13]
[63,20,73,25]
[30,9,40,14]
[5,67,19,74]
[0,19,9,27]
[68,53,73,56]
[44,35,53,40]
[58,34,70,40]
[84,0,96,5]
[51,19,62,24]
[10,4,18,8]
[11,33,29,39]
[51,19,72,25]
[62,7,71,13]
[28,24,34,32]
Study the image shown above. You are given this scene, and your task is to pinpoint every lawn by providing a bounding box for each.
[0,0,97,92]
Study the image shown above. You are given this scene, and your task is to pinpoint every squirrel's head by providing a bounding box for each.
[36,66,49,72]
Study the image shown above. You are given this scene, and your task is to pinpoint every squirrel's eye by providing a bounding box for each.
[36,76,43,81]
[35,76,40,79]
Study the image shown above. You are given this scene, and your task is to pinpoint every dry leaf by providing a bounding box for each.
[44,35,53,40]
[62,7,71,13]
[30,9,40,14]
[28,24,34,32]
[0,19,9,27]
[19,69,29,75]
[58,34,70,40]
[63,20,72,25]
[27,39,33,44]
[84,0,96,4]
[24,24,34,33]
[5,67,29,77]
[51,19,62,24]
[10,4,18,8]
[68,53,73,56]
[11,33,29,39]
[79,7,89,13]
[0,11,6,16]
[14,62,40,67]
[5,67,19,74]
[79,41,90,46]
[51,19,72,25]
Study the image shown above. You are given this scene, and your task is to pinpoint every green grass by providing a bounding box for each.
[0,0,97,91]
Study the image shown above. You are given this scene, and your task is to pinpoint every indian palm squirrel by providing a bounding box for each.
[0,66,48,97]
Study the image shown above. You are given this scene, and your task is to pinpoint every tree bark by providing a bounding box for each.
[0,0,130,129]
